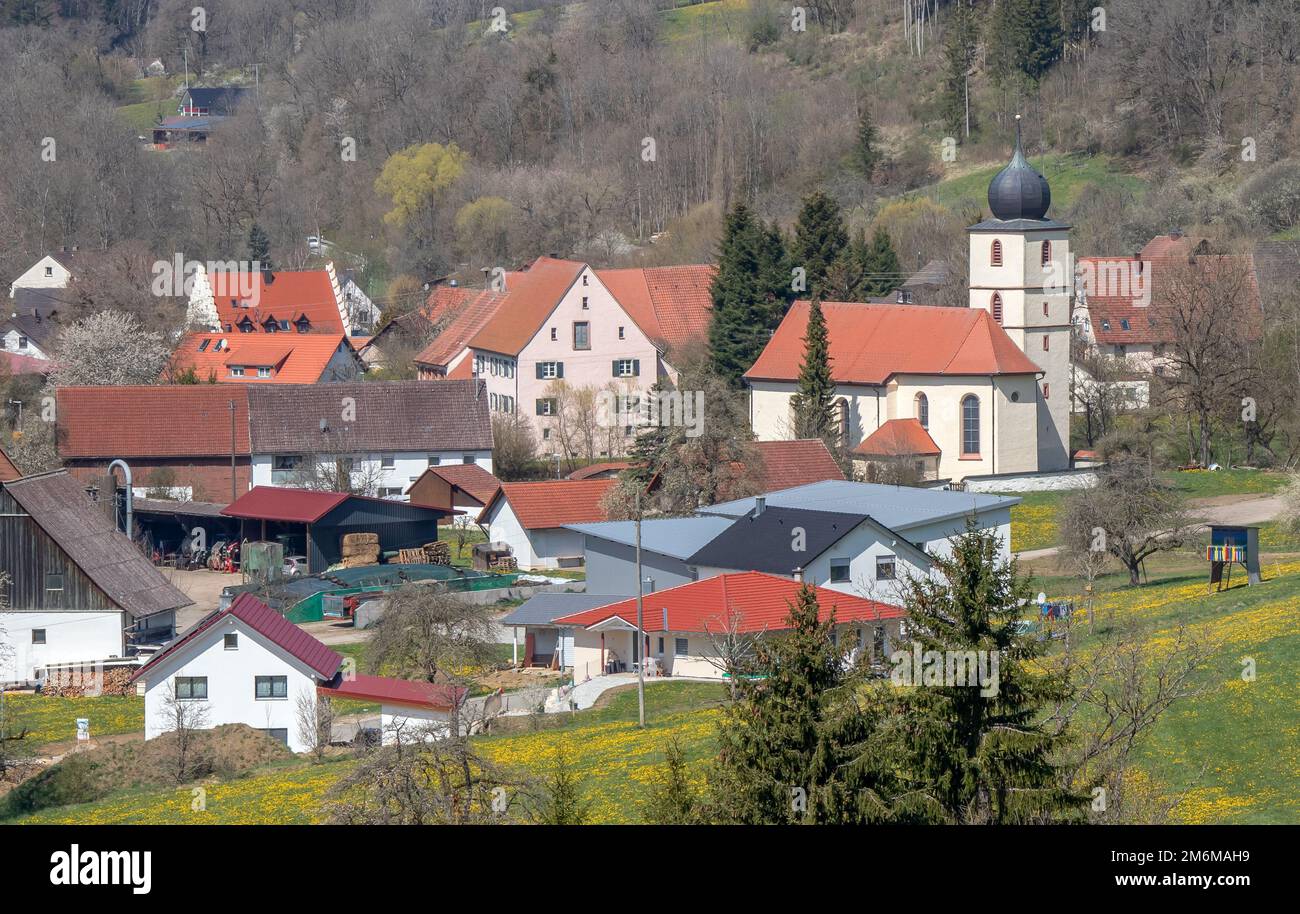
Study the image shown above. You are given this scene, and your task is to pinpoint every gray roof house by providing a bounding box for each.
[566,516,733,595]
[499,593,628,669]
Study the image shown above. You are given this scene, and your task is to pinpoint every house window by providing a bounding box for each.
[1114,344,1126,357]
[990,292,1003,325]
[32,628,46,644]
[1120,318,1131,331]
[550,328,557,341]
[1042,335,1049,351]
[674,637,689,657]
[273,455,302,471]
[876,556,896,580]
[175,676,208,700]
[490,393,499,410]
[1042,301,1049,317]
[618,326,625,340]
[45,572,64,591]
[613,359,638,378]
[230,366,245,377]
[573,322,590,350]
[1043,382,1050,400]
[379,487,403,498]
[961,395,980,456]
[255,675,288,699]
[657,637,664,654]
[537,361,561,380]
[427,455,441,466]
[829,558,850,583]
[914,392,929,429]
[17,336,28,350]
[263,728,289,745]
[581,296,589,309]
[224,633,238,650]
[582,274,589,286]
[990,239,1003,267]
[381,456,395,469]
[1041,240,1051,267]
[462,455,474,464]
[872,625,886,660]
[44,265,53,277]
[198,338,210,352]
[257,366,271,378]
[537,398,557,416]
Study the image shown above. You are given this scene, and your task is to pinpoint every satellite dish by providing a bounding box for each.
[1036,592,1047,604]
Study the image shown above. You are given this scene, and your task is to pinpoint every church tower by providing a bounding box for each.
[967,116,1072,471]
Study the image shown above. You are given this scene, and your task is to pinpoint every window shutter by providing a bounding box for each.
[556,362,564,379]
[536,399,544,415]
[612,360,619,377]
[632,359,640,377]
[535,363,545,379]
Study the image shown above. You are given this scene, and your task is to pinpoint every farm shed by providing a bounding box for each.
[221,486,454,574]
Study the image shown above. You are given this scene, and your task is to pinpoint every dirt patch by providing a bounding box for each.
[476,666,567,693]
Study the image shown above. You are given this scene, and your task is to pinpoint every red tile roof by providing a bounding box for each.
[852,419,941,458]
[208,269,345,334]
[752,439,846,488]
[0,350,51,376]
[480,478,617,529]
[56,386,251,458]
[553,571,904,633]
[413,285,512,369]
[409,463,502,505]
[318,673,465,711]
[596,264,715,354]
[0,445,20,482]
[745,301,1042,385]
[221,486,349,523]
[167,331,357,384]
[130,592,343,683]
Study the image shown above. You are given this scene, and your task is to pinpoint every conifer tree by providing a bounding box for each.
[791,191,848,299]
[896,521,1088,823]
[247,222,273,270]
[855,104,881,176]
[860,226,903,298]
[941,0,978,139]
[708,202,772,386]
[790,299,836,444]
[757,219,794,319]
[524,747,592,825]
[642,736,699,824]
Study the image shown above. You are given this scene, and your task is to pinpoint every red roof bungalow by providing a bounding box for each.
[851,419,942,481]
[132,593,463,750]
[477,478,617,571]
[554,572,905,682]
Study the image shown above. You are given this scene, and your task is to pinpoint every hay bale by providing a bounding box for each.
[341,532,379,547]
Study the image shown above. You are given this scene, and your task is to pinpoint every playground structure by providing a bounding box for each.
[1207,525,1261,590]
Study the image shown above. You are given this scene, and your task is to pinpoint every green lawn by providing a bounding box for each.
[1,693,143,750]
[922,152,1145,214]
[1163,467,1287,499]
[115,98,173,133]
[1009,491,1065,553]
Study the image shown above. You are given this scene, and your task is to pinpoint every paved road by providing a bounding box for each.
[1014,494,1285,561]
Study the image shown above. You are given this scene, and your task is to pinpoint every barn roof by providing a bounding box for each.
[1,471,192,618]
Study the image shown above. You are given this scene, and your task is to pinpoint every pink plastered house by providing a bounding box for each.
[414,257,714,456]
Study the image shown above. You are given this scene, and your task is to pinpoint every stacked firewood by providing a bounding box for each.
[42,666,136,697]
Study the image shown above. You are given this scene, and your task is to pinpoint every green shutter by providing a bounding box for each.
[632,359,640,376]
[556,362,564,379]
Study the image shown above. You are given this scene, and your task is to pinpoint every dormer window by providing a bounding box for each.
[1101,319,1111,331]
[238,318,254,333]
[230,366,245,377]
[991,240,1003,267]
[1120,318,1130,331]
[295,317,310,333]
[257,366,271,378]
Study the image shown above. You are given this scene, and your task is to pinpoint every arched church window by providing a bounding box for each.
[835,397,850,448]
[961,395,980,456]
[991,292,1004,325]
[991,239,1003,267]
[1041,240,1052,267]
[914,392,929,429]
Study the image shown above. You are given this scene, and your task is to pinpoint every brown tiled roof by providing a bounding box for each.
[411,463,502,505]
[567,460,635,480]
[745,301,1042,385]
[852,419,941,458]
[752,439,847,488]
[57,386,252,459]
[246,380,492,454]
[2,470,192,618]
[0,445,21,482]
[480,478,616,529]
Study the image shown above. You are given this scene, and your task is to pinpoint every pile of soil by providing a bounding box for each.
[0,724,292,819]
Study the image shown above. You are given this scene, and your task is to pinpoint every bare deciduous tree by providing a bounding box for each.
[366,584,499,684]
[296,690,335,762]
[158,680,211,783]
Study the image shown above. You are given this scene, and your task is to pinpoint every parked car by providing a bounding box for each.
[283,555,308,577]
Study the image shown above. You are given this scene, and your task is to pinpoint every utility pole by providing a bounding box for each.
[229,400,237,506]
[635,489,645,728]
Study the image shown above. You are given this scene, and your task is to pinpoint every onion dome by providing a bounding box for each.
[987,116,1051,221]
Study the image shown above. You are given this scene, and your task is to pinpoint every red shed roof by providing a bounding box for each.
[410,463,502,505]
[553,571,904,633]
[745,301,1042,385]
[131,592,343,682]
[222,486,348,522]
[319,673,465,712]
[479,478,616,529]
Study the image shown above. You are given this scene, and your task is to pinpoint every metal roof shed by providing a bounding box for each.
[222,486,454,573]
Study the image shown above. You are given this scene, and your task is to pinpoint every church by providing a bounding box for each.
[746,120,1073,482]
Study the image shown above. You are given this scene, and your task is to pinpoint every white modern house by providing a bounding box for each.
[0,471,192,685]
[131,593,462,750]
[478,479,616,569]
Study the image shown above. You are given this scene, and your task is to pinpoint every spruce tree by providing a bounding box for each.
[757,219,794,320]
[790,299,836,444]
[708,202,771,386]
[247,222,273,270]
[941,0,978,139]
[524,747,593,825]
[791,191,848,300]
[642,737,699,824]
[861,226,903,298]
[855,104,881,176]
[896,521,1088,823]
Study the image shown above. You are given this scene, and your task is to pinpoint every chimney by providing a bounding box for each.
[643,577,655,594]
[449,279,458,287]
[661,607,668,630]
[752,496,765,518]
[792,567,803,582]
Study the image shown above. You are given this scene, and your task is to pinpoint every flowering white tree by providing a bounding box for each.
[49,310,173,387]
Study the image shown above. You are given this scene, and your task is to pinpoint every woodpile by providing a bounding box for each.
[42,666,136,697]
[340,532,380,567]
[423,541,451,565]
